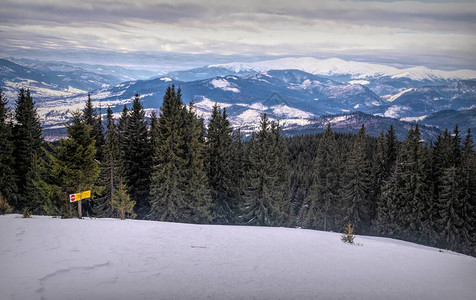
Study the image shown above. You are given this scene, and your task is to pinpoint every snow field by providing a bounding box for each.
[1,214,475,300]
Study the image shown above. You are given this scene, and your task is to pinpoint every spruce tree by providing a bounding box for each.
[150,87,211,223]
[451,125,462,169]
[53,111,99,218]
[20,152,50,214]
[341,124,372,233]
[436,166,463,250]
[270,121,291,226]
[384,125,398,178]
[117,104,129,160]
[229,128,246,220]
[112,179,135,220]
[382,125,430,241]
[183,102,212,223]
[373,131,388,233]
[305,124,341,231]
[0,89,17,204]
[149,110,160,150]
[459,129,476,254]
[13,89,44,211]
[241,114,289,226]
[93,107,120,218]
[433,127,475,252]
[375,125,399,234]
[150,86,187,221]
[206,104,235,224]
[122,94,152,217]
[378,167,400,236]
[83,93,105,161]
[32,148,62,216]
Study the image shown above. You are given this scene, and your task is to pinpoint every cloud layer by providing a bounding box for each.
[1,0,475,71]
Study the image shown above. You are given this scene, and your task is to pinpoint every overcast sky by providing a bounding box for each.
[1,0,475,72]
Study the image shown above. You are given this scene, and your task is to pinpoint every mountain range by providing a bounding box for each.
[1,56,475,141]
[0,58,157,102]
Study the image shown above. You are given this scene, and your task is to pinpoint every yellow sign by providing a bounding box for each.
[80,190,91,200]
[69,190,91,202]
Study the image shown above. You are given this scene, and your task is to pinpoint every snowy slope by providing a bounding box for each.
[1,214,475,300]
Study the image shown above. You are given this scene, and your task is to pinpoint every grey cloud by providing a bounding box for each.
[1,0,475,33]
[0,0,475,71]
[0,1,210,25]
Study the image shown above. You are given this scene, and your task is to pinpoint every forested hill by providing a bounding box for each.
[1,86,475,257]
[282,111,442,141]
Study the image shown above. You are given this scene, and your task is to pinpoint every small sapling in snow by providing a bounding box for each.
[341,222,355,244]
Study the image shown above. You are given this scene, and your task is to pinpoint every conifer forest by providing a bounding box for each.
[0,86,475,257]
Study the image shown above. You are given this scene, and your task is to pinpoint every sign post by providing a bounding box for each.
[78,195,82,219]
[69,190,91,219]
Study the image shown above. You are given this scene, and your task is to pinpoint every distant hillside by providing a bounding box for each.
[0,57,158,102]
[282,111,441,141]
[420,108,476,134]
[12,58,159,82]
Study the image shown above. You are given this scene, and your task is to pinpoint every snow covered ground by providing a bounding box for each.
[1,214,475,300]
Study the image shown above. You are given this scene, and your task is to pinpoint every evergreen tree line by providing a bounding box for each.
[0,86,474,256]
[288,123,476,256]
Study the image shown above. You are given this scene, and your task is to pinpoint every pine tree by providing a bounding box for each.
[112,179,135,220]
[83,93,95,126]
[206,104,235,224]
[270,121,291,226]
[122,94,152,217]
[431,128,459,245]
[436,166,463,250]
[241,114,289,226]
[149,86,187,221]
[83,93,105,161]
[0,89,17,205]
[305,124,341,231]
[451,125,462,169]
[289,134,321,228]
[117,104,129,161]
[373,131,388,232]
[183,102,212,223]
[13,89,44,211]
[384,125,398,178]
[149,109,160,149]
[382,125,430,241]
[459,129,476,254]
[93,107,120,218]
[53,110,99,218]
[32,148,62,216]
[341,124,372,233]
[378,167,400,236]
[150,87,211,223]
[375,126,398,234]
[22,152,51,214]
[229,128,246,220]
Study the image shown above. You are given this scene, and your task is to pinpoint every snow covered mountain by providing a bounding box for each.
[374,80,476,119]
[167,57,476,82]
[1,214,475,300]
[2,56,474,140]
[36,67,476,140]
[39,69,386,137]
